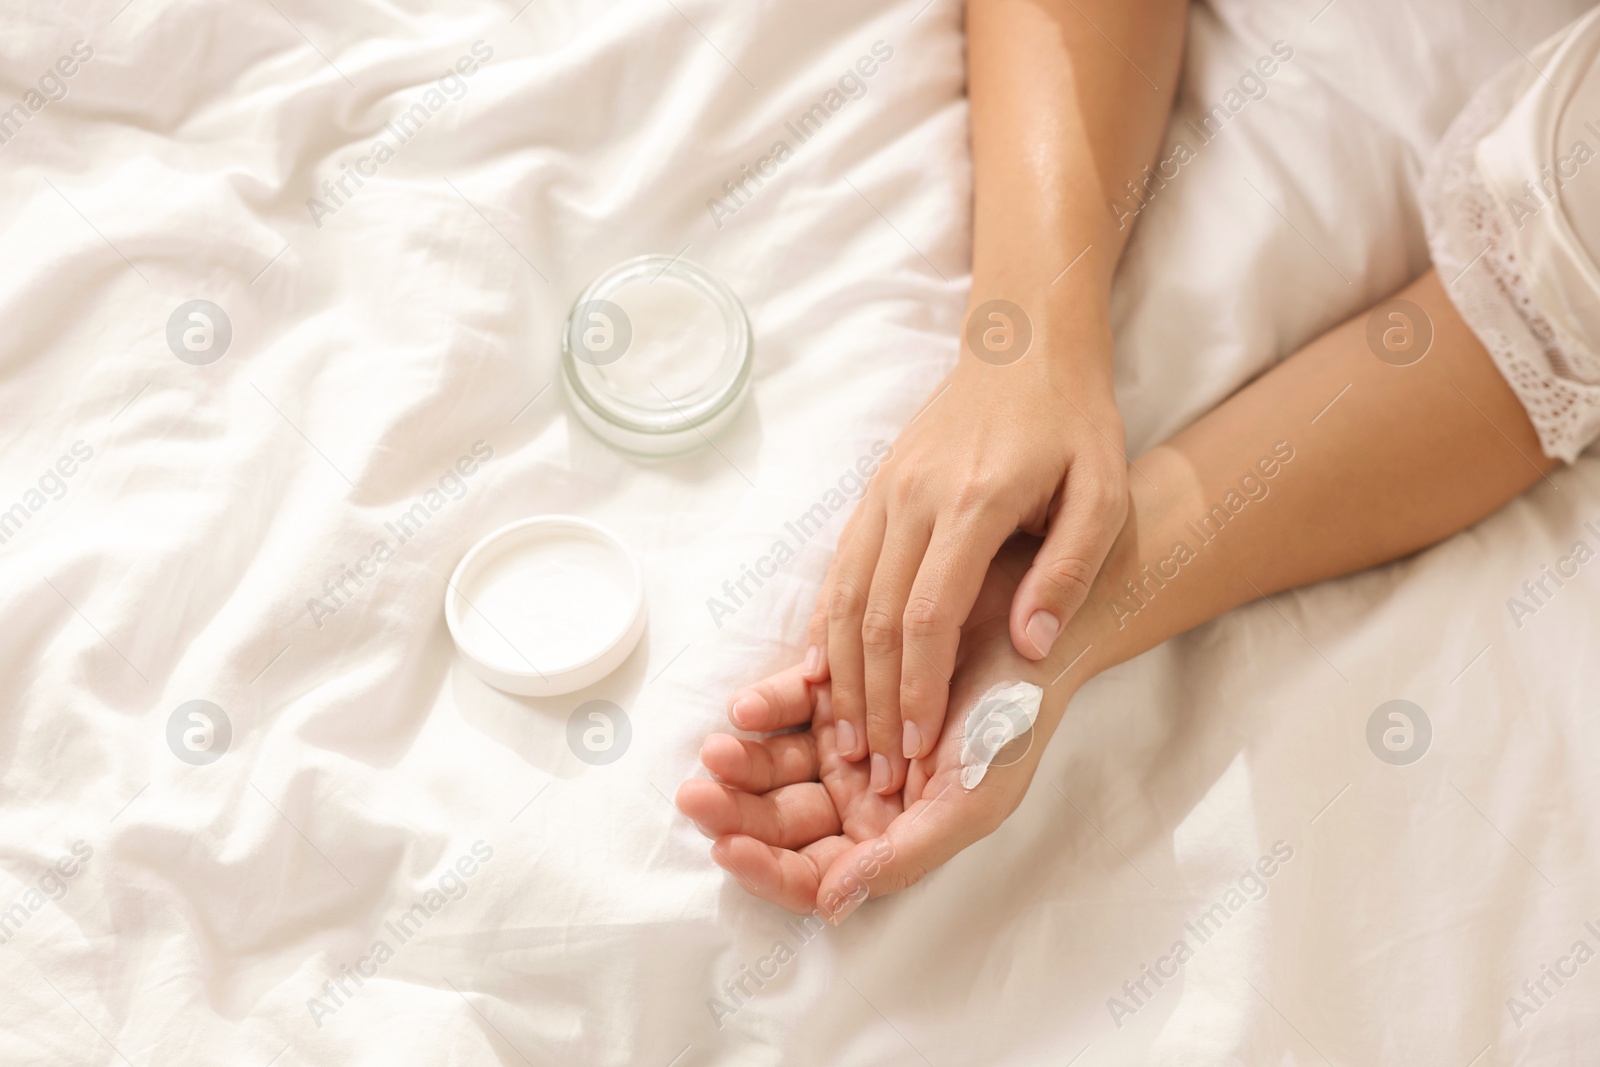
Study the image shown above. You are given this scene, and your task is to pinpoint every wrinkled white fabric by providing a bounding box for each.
[1423,6,1600,462]
[1,2,1599,1066]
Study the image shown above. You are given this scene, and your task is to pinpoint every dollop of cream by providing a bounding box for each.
[958,680,1044,789]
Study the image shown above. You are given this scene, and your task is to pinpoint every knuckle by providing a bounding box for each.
[1090,479,1128,522]
[887,468,921,508]
[1038,555,1098,604]
[863,701,900,736]
[830,678,865,714]
[828,580,867,622]
[827,671,865,709]
[900,595,947,641]
[859,606,902,655]
[750,680,785,718]
[947,475,993,516]
[899,674,944,716]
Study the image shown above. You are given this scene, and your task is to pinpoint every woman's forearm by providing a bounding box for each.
[967,0,1186,380]
[1040,269,1555,702]
[795,2,1187,791]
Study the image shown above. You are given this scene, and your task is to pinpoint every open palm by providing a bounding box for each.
[675,661,903,915]
[678,538,1065,920]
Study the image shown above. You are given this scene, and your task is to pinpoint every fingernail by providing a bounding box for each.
[901,721,922,760]
[1025,610,1062,658]
[804,644,822,676]
[870,753,889,793]
[828,891,866,925]
[836,718,858,758]
[730,692,763,729]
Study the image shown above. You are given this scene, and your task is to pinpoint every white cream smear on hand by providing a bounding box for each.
[598,275,726,402]
[959,680,1045,790]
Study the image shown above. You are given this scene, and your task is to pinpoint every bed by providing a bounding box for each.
[1,0,1596,1063]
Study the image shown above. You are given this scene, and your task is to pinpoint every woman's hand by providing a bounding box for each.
[736,0,1186,796]
[683,536,1075,920]
[804,309,1126,799]
[676,663,902,914]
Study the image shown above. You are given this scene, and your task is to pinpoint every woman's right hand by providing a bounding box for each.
[797,302,1125,800]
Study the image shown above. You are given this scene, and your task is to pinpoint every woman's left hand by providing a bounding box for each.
[680,537,1070,920]
[676,662,902,915]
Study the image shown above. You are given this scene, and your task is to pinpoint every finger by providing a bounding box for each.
[825,503,886,762]
[675,779,841,849]
[803,640,828,682]
[699,732,818,793]
[710,834,856,915]
[809,684,859,785]
[897,510,1017,759]
[802,544,844,683]
[727,662,816,732]
[815,781,981,924]
[1009,464,1125,660]
[861,515,931,794]
[806,495,870,681]
[803,498,875,685]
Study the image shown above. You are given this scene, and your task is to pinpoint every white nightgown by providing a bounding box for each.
[1423,4,1600,462]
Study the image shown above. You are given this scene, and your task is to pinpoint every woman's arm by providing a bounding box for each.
[1041,268,1553,678]
[795,0,1188,801]
[969,0,1186,301]
[687,268,1557,915]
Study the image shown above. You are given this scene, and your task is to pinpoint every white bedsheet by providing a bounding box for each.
[1,0,1597,1064]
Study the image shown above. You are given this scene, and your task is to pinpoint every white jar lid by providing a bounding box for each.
[562,255,752,456]
[444,515,646,696]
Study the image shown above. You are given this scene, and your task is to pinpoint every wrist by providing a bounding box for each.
[971,209,1118,300]
[969,261,1109,319]
[965,271,1114,381]
[1036,453,1197,716]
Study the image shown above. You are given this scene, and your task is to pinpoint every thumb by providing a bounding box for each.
[1009,471,1124,660]
[815,785,978,924]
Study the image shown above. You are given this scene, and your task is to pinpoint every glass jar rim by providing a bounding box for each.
[561,255,753,440]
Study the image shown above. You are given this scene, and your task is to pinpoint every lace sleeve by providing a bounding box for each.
[1419,55,1600,464]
